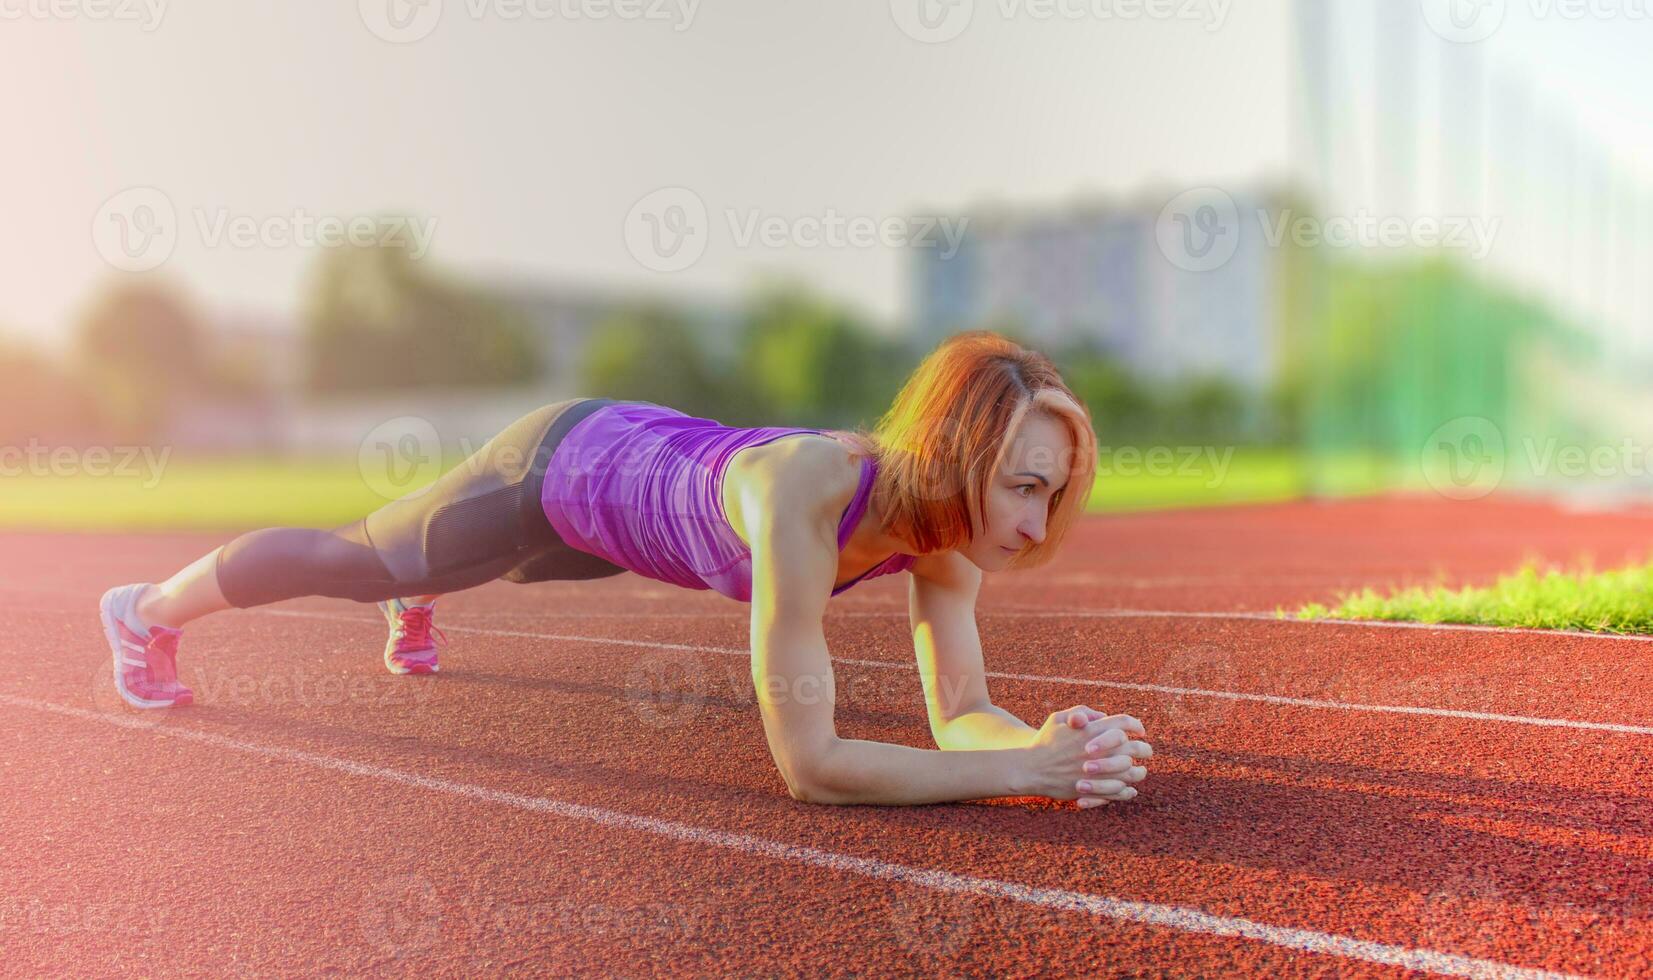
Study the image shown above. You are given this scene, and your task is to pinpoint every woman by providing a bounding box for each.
[98,330,1151,808]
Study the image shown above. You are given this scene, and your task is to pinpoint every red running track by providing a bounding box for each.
[0,494,1649,977]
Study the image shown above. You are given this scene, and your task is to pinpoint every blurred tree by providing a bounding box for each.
[1050,339,1155,444]
[1164,375,1247,443]
[74,277,209,439]
[0,338,99,445]
[734,283,910,429]
[582,305,727,417]
[304,238,541,393]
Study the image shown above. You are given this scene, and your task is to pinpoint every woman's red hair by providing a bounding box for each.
[831,330,1097,567]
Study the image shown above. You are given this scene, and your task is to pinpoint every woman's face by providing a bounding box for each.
[960,411,1075,572]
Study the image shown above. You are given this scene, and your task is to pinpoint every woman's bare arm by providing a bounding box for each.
[740,446,1031,805]
[908,549,1045,751]
[908,549,1149,804]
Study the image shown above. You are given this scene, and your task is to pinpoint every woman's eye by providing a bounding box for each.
[1017,484,1035,497]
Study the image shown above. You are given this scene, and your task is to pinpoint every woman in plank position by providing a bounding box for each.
[99,330,1150,808]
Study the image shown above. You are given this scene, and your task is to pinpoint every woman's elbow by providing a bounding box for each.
[783,749,854,805]
[788,781,854,806]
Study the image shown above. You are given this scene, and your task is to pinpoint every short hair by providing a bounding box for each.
[830,330,1098,568]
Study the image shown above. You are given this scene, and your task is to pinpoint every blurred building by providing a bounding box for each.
[911,189,1297,389]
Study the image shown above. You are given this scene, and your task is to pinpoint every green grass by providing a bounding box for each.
[1087,448,1303,512]
[0,457,450,532]
[1284,558,1653,634]
[1085,448,1389,513]
[0,446,1348,532]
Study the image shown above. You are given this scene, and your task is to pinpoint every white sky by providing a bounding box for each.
[2,0,1652,350]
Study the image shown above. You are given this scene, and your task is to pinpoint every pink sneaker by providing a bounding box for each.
[98,584,193,708]
[376,598,446,675]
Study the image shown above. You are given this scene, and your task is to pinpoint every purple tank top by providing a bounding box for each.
[541,400,917,603]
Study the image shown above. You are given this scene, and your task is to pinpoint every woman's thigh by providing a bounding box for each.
[363,397,620,586]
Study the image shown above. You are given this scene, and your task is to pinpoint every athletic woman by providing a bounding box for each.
[98,331,1151,808]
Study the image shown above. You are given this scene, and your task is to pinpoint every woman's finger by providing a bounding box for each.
[1084,729,1128,754]
[1115,765,1148,784]
[1081,755,1133,776]
[1095,713,1144,735]
[1082,715,1145,742]
[1078,786,1137,808]
[1120,739,1153,760]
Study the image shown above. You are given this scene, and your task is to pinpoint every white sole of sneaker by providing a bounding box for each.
[98,585,176,710]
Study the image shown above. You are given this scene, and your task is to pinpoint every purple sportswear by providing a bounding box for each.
[541,400,916,602]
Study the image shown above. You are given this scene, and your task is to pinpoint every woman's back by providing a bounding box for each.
[541,400,914,602]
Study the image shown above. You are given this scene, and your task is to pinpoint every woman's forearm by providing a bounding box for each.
[802,736,1026,806]
[932,703,1039,751]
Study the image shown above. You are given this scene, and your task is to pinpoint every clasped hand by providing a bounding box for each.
[1025,705,1151,809]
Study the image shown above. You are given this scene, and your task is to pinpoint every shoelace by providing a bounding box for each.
[396,606,449,652]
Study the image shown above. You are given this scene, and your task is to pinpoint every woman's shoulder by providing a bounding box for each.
[722,434,861,540]
[734,433,861,505]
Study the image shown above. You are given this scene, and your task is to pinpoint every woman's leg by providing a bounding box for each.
[135,547,232,629]
[103,398,620,707]
[130,396,622,630]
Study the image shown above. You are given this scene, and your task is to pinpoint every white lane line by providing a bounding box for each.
[433,603,1653,643]
[988,607,1653,643]
[255,610,1653,737]
[22,575,1653,641]
[0,693,1583,980]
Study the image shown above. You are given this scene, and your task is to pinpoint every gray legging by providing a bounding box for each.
[214,397,628,608]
